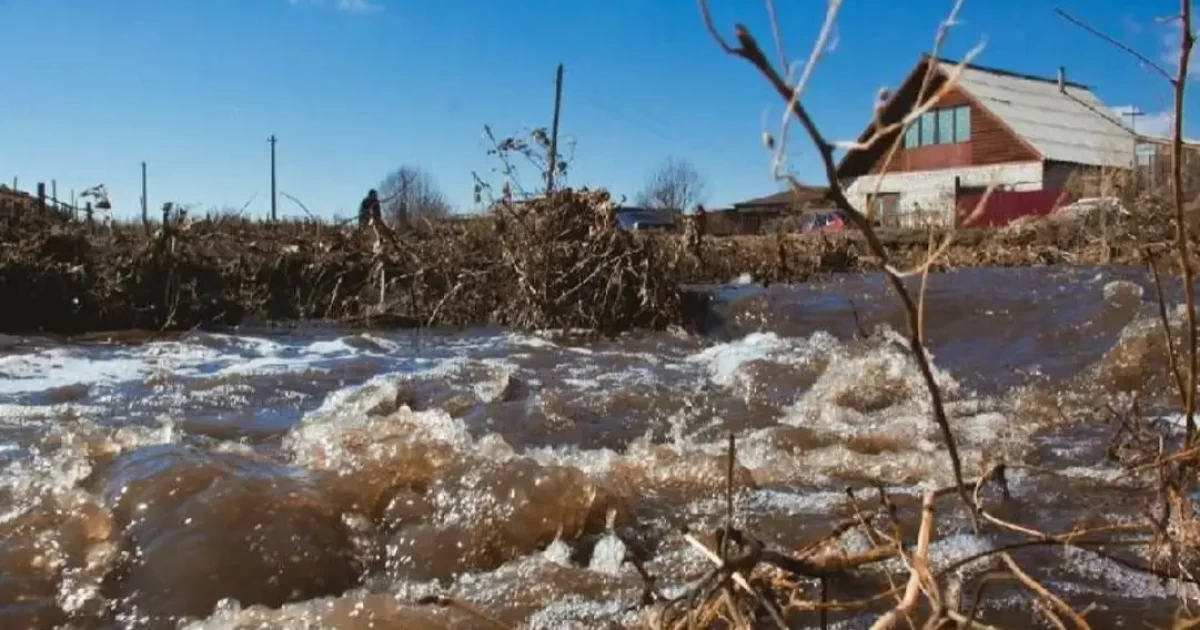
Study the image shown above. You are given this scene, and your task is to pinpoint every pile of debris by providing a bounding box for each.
[492,188,684,332]
[0,189,691,335]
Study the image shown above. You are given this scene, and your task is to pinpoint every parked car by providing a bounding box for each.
[803,210,846,232]
[616,208,677,232]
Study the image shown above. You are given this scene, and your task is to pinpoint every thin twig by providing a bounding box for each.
[868,490,936,630]
[723,432,736,563]
[1170,0,1197,443]
[999,552,1093,630]
[1149,253,1188,407]
[696,0,978,526]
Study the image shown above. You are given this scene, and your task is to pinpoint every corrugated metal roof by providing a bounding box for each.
[939,61,1136,168]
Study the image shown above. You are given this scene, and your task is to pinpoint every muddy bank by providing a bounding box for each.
[0,192,1182,334]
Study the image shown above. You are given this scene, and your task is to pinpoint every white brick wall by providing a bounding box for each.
[839,161,1045,224]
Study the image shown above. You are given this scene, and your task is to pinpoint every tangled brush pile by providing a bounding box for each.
[0,189,694,335]
[492,188,683,333]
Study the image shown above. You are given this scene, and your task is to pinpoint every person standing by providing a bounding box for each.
[358,189,382,229]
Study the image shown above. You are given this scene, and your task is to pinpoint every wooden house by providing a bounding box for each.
[836,55,1143,228]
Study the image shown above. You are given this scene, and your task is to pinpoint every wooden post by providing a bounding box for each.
[953,176,962,228]
[36,183,45,212]
[51,180,57,206]
[546,64,564,193]
[85,202,94,230]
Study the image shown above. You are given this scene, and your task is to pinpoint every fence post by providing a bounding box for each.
[85,202,94,230]
[36,183,46,212]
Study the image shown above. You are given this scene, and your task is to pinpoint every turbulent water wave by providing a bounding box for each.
[0,266,1193,629]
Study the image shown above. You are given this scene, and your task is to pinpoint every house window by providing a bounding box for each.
[919,112,937,146]
[868,192,900,221]
[903,121,920,149]
[906,105,971,148]
[954,106,971,142]
[937,108,955,144]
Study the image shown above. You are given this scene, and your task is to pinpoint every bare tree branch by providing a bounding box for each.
[634,157,708,212]
[696,0,979,523]
[378,165,452,226]
[1170,1,1197,441]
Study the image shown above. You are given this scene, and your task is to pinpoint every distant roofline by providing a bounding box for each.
[731,186,830,209]
[925,54,1091,91]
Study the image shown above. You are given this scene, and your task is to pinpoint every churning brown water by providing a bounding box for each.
[0,266,1192,629]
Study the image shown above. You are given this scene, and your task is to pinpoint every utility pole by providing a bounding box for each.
[141,162,150,233]
[546,63,564,193]
[1122,108,1146,186]
[268,135,278,222]
[140,162,148,223]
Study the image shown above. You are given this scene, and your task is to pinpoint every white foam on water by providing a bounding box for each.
[541,537,574,566]
[742,488,847,516]
[0,350,150,395]
[1103,279,1143,302]
[0,416,181,526]
[0,307,1181,628]
[587,533,627,576]
[686,330,836,389]
[784,330,959,434]
[303,338,361,356]
[524,597,639,630]
[1061,545,1180,599]
[507,333,561,349]
[0,402,108,425]
[0,331,512,403]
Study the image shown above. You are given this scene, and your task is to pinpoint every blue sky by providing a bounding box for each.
[0,0,1193,220]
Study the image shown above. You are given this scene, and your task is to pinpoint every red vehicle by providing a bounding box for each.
[804,211,845,232]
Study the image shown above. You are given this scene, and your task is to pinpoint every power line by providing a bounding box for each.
[571,86,732,160]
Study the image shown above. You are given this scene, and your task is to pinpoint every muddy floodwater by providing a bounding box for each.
[0,266,1193,629]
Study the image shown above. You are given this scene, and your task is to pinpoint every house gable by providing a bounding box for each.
[836,57,1043,180]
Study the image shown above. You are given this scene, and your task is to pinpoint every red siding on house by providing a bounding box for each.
[870,83,1040,175]
[891,142,973,171]
[841,61,1045,179]
[968,98,1041,166]
[956,189,1067,227]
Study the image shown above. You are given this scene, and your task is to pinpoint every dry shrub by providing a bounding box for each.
[492,188,683,332]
